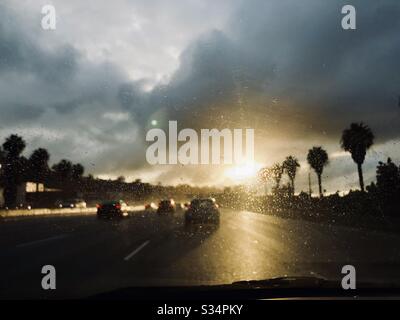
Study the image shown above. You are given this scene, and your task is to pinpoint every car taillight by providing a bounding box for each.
[115,204,121,209]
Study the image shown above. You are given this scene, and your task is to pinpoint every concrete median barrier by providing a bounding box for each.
[0,206,145,218]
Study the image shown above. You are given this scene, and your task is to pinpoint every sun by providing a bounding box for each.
[224,162,262,182]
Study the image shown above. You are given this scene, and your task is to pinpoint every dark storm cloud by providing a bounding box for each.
[0,2,141,175]
[117,0,400,143]
[232,0,400,140]
[0,104,45,123]
[0,7,78,83]
[0,3,128,122]
[119,29,275,132]
[229,0,400,140]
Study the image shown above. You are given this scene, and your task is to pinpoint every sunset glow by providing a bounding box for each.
[224,162,263,182]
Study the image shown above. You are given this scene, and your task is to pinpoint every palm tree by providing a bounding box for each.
[72,163,85,180]
[341,122,374,191]
[376,158,400,195]
[0,147,4,163]
[271,163,284,190]
[29,148,50,192]
[307,147,329,197]
[258,167,270,182]
[2,135,27,208]
[52,159,73,183]
[0,147,4,174]
[258,167,271,194]
[282,156,300,195]
[3,134,26,159]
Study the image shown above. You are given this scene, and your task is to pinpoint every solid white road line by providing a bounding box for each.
[124,240,150,261]
[16,234,69,248]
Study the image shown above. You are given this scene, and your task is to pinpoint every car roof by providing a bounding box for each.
[191,198,214,203]
[101,200,124,205]
[190,199,215,207]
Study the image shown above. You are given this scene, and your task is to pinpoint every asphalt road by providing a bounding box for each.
[1,208,400,299]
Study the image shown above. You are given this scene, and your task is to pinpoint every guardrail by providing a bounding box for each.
[0,206,145,218]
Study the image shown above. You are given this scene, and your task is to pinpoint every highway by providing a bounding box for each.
[1,208,400,299]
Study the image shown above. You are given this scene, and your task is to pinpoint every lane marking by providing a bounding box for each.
[124,240,150,261]
[16,234,68,248]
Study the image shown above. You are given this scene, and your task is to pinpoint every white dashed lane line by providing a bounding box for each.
[124,240,150,261]
[16,234,69,248]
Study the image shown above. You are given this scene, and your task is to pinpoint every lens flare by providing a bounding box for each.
[224,162,262,182]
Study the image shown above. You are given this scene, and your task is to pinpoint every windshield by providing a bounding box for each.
[0,0,400,300]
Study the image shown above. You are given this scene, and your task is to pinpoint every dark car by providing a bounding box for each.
[185,198,220,225]
[55,198,87,209]
[97,200,129,219]
[157,199,176,215]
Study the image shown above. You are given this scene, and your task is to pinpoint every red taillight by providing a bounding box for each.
[115,204,121,209]
[96,204,101,209]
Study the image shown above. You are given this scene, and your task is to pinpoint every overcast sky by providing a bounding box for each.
[1,0,399,193]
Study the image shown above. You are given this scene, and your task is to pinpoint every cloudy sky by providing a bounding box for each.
[1,0,399,193]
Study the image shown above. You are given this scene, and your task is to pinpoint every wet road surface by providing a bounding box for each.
[1,209,400,299]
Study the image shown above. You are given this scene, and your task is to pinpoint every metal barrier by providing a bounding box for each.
[0,206,144,218]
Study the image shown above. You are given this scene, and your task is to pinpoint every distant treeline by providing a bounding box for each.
[1,121,399,213]
[0,134,221,208]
